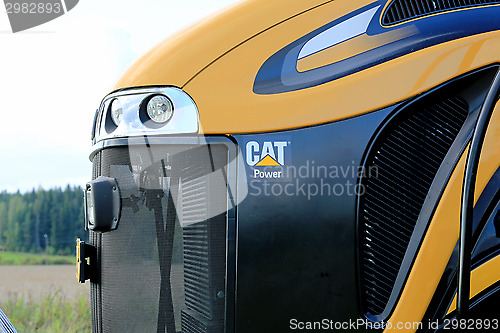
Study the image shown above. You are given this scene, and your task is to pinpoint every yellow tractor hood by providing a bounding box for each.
[114,0,332,90]
[114,0,500,134]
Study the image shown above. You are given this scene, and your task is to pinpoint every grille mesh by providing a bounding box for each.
[382,0,500,25]
[90,151,101,333]
[359,96,469,316]
[90,144,228,333]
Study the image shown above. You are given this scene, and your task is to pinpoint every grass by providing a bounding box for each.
[0,251,74,265]
[0,292,91,333]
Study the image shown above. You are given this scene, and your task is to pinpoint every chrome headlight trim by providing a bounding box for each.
[93,87,199,145]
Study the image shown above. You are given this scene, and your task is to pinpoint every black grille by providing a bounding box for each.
[382,0,500,25]
[181,160,226,327]
[359,96,469,316]
[89,144,229,333]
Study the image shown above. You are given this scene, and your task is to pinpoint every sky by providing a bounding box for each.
[0,0,241,193]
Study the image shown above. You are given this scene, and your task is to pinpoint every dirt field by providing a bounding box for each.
[0,265,89,302]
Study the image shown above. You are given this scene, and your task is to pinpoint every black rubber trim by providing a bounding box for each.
[458,67,500,318]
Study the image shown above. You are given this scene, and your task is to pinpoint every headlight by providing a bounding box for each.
[92,87,199,145]
[110,99,123,126]
[146,95,173,124]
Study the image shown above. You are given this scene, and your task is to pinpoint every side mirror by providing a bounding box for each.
[0,308,17,333]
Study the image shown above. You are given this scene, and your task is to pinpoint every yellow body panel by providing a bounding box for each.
[185,22,500,134]
[114,0,500,135]
[114,0,332,89]
[448,255,500,314]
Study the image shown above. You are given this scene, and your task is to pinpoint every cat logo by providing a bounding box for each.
[246,141,288,167]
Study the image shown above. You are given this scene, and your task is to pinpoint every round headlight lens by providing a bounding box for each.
[147,95,173,124]
[110,99,123,126]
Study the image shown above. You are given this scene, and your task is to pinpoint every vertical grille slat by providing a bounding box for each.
[358,96,469,318]
[382,0,500,25]
[180,146,228,333]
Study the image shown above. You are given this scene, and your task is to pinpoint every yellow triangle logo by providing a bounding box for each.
[255,154,281,166]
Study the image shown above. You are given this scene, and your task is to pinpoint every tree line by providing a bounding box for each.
[0,186,85,255]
